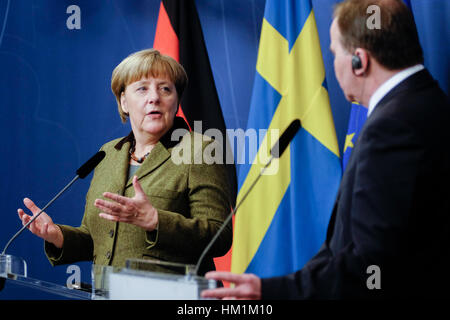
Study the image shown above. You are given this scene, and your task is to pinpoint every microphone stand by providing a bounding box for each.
[1,175,80,256]
[194,155,274,276]
[193,119,301,276]
[1,150,105,256]
[0,150,104,294]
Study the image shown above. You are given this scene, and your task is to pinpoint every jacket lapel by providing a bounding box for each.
[124,141,171,189]
[108,138,132,196]
[117,116,190,190]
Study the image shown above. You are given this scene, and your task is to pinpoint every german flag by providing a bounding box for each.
[153,0,236,276]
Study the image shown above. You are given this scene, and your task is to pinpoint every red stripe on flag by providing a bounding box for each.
[154,2,179,61]
[213,214,234,287]
[154,1,190,129]
[175,104,191,131]
[153,0,235,276]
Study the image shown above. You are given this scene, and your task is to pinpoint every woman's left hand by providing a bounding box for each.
[94,175,158,231]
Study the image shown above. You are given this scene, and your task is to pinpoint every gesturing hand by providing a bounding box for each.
[94,175,158,231]
[17,197,64,248]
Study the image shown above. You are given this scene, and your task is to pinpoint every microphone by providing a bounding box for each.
[270,119,301,159]
[194,119,302,275]
[1,151,106,256]
[76,151,106,178]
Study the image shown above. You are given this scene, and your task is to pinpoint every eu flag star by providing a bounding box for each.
[344,133,355,153]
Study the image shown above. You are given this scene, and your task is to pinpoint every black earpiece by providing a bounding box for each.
[352,54,362,70]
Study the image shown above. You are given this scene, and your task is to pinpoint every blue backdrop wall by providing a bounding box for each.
[0,0,448,299]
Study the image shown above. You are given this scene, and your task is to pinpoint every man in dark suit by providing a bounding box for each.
[202,0,450,299]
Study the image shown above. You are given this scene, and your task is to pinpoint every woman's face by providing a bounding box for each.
[120,76,178,142]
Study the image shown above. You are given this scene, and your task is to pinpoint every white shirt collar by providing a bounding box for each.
[367,64,424,117]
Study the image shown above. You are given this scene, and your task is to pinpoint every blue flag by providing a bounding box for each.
[403,0,412,9]
[342,102,367,170]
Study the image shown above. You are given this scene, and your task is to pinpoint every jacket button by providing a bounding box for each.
[106,251,111,259]
[109,229,114,238]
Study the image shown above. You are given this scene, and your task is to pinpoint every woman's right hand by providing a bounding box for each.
[17,197,64,248]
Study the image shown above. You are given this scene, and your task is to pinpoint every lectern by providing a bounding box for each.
[1,255,216,300]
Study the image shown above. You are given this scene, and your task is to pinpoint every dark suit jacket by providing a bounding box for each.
[45,118,233,275]
[261,69,450,299]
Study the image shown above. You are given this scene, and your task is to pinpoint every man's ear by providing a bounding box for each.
[352,48,370,76]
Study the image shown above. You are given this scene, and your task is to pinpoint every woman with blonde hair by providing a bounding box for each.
[18,49,232,275]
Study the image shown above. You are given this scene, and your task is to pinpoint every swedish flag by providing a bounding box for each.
[231,0,341,278]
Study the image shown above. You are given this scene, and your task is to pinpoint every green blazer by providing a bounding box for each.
[45,121,233,275]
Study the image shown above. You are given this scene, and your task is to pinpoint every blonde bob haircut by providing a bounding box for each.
[111,49,188,123]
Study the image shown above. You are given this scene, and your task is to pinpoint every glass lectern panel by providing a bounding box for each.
[0,254,91,300]
[92,259,217,300]
[1,255,216,300]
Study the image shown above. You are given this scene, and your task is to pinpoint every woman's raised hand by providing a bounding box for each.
[17,198,64,248]
[94,176,158,231]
